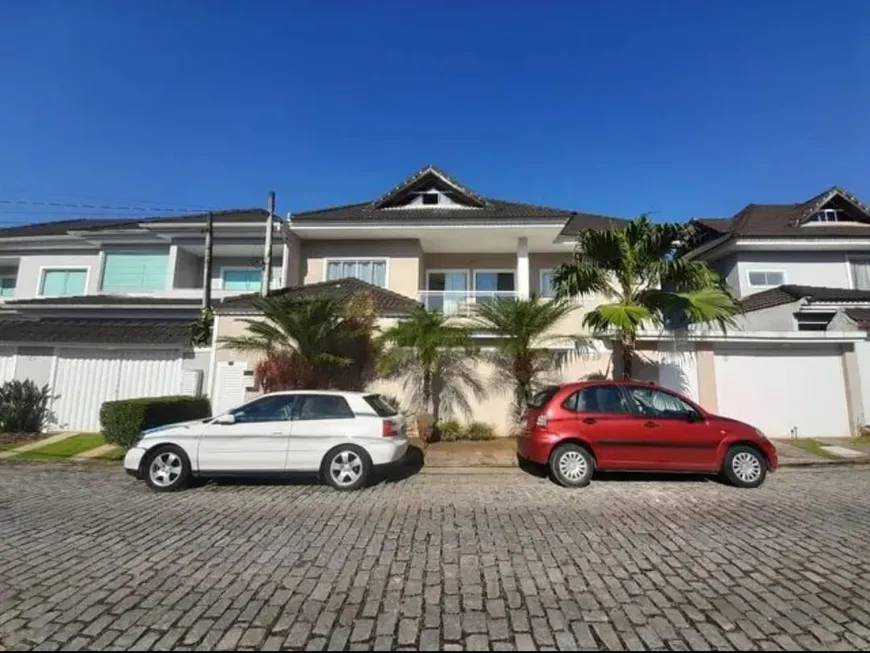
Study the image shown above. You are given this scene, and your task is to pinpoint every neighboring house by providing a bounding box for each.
[0,209,286,430]
[211,165,632,432]
[679,186,870,438]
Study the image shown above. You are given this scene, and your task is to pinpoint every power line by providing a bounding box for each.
[0,199,219,214]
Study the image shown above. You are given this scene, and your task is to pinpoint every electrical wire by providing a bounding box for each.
[0,199,218,213]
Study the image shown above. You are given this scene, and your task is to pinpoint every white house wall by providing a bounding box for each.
[735,251,853,298]
[854,341,870,425]
[0,347,15,382]
[13,251,103,299]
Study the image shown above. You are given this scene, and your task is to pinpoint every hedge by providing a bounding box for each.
[100,395,212,449]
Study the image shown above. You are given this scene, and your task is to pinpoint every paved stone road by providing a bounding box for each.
[2,463,870,651]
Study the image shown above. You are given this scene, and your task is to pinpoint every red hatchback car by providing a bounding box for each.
[517,380,778,488]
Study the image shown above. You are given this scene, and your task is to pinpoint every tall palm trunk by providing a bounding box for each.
[422,368,433,416]
[621,332,636,379]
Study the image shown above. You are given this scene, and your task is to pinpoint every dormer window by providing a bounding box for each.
[422,192,439,206]
[809,209,841,223]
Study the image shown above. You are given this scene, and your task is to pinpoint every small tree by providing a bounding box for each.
[378,307,485,422]
[470,296,576,422]
[220,294,378,390]
[553,215,738,378]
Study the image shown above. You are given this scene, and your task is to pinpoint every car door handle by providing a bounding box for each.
[644,421,659,428]
[582,418,597,424]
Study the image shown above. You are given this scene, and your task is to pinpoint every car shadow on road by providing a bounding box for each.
[517,456,714,485]
[198,445,425,490]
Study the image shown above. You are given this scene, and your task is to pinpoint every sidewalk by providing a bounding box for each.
[415,437,870,468]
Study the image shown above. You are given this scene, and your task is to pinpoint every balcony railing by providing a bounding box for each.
[419,290,518,316]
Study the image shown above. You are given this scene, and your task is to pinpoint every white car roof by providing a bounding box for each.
[264,390,373,398]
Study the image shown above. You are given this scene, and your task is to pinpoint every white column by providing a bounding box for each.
[517,237,530,299]
[166,245,179,292]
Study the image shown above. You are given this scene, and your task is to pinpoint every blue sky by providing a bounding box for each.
[0,0,868,225]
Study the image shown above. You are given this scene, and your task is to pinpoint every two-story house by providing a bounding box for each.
[210,166,630,430]
[681,186,870,438]
[0,209,287,430]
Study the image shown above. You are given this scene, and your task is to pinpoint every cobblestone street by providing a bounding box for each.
[2,464,870,651]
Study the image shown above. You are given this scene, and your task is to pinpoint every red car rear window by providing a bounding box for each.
[526,386,560,409]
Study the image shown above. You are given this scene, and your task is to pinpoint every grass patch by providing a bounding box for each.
[16,432,105,460]
[0,434,47,451]
[786,438,841,460]
[94,446,125,461]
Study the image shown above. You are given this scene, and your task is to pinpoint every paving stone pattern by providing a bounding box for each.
[2,464,870,651]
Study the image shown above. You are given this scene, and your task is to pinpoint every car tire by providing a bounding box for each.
[723,445,767,488]
[143,445,190,492]
[322,445,371,491]
[549,443,595,488]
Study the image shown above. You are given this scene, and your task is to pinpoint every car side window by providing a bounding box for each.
[230,395,297,424]
[563,386,632,414]
[296,395,355,420]
[625,387,697,420]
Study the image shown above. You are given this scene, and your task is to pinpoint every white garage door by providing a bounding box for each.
[52,349,183,431]
[714,344,850,438]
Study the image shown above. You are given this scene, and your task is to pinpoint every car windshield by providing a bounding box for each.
[527,386,560,409]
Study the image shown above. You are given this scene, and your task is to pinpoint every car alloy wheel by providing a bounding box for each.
[724,445,767,488]
[731,451,762,484]
[149,451,183,488]
[323,446,370,491]
[330,450,363,487]
[143,446,190,492]
[558,450,588,483]
[549,443,594,488]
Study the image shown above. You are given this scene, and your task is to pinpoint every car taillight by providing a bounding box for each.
[382,419,398,437]
[535,415,548,428]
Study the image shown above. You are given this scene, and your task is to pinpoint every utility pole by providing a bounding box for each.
[262,191,275,296]
[202,211,214,310]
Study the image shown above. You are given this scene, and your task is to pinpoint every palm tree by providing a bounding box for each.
[470,296,577,422]
[378,308,485,421]
[553,215,738,379]
[219,294,378,390]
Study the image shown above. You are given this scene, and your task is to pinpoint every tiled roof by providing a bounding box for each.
[4,295,200,307]
[216,278,421,316]
[685,187,870,258]
[738,285,870,314]
[291,198,581,223]
[372,164,486,208]
[558,212,631,237]
[0,209,269,239]
[290,164,630,226]
[844,308,870,329]
[0,318,192,345]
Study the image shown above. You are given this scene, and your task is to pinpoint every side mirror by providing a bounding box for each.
[686,411,703,423]
[214,413,236,425]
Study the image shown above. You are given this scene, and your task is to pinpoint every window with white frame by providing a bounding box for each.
[325,259,387,287]
[747,270,785,288]
[39,269,88,297]
[539,269,555,298]
[851,259,870,290]
[0,275,15,297]
[808,209,841,223]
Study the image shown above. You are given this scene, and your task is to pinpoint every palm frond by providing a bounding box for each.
[582,303,658,335]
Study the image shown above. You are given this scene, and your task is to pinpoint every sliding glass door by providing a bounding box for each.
[427,271,469,313]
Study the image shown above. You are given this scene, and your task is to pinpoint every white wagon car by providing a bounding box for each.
[124,391,407,492]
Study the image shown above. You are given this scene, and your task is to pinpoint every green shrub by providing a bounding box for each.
[0,379,52,434]
[464,421,496,441]
[100,395,211,449]
[435,419,463,442]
